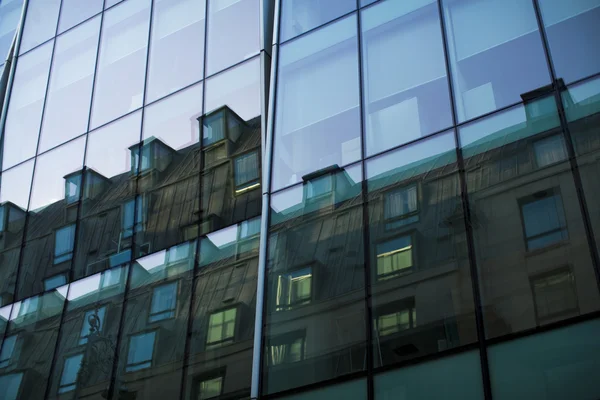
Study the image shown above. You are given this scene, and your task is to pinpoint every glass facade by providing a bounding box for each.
[0,0,599,399]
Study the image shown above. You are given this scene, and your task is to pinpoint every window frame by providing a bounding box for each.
[518,188,569,251]
[265,329,307,367]
[530,266,579,324]
[374,297,417,338]
[125,330,158,373]
[374,232,416,281]
[382,182,420,231]
[148,281,179,323]
[274,265,313,311]
[194,369,226,400]
[205,305,240,350]
[58,353,84,394]
[54,223,77,265]
[233,149,261,194]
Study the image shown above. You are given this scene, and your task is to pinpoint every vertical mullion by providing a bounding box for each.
[355,2,375,400]
[436,1,493,399]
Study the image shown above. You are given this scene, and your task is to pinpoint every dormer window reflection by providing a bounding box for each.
[201,106,246,148]
[306,174,332,199]
[203,112,226,146]
[65,173,81,204]
[129,137,174,175]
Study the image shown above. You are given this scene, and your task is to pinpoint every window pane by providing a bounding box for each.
[126,331,156,371]
[374,351,484,399]
[0,335,17,366]
[273,15,360,191]
[39,16,101,153]
[58,0,103,33]
[145,0,205,104]
[90,0,151,129]
[0,373,23,400]
[19,0,60,54]
[150,282,177,321]
[280,0,356,42]
[489,319,600,400]
[361,0,452,156]
[235,151,259,188]
[538,0,600,84]
[459,97,600,339]
[54,225,76,263]
[264,164,364,394]
[44,274,67,290]
[206,0,260,75]
[2,41,53,170]
[0,0,24,61]
[441,0,551,122]
[59,353,83,392]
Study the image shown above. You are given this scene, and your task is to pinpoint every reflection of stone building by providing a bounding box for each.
[0,107,262,400]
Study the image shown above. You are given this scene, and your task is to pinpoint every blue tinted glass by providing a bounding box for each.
[280,0,356,42]
[521,195,566,238]
[0,373,23,400]
[127,331,156,371]
[59,354,83,392]
[54,224,76,264]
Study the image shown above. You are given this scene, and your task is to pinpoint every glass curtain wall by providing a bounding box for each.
[0,0,268,398]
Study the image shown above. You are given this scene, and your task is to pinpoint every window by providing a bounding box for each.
[126,331,156,372]
[376,236,413,279]
[275,267,312,311]
[131,145,151,174]
[197,376,223,400]
[123,197,144,238]
[234,151,260,192]
[531,268,578,323]
[534,134,567,168]
[306,175,333,199]
[166,242,191,265]
[203,113,225,146]
[376,300,417,337]
[149,282,177,322]
[65,172,81,204]
[0,372,23,400]
[384,185,418,229]
[58,354,83,394]
[238,217,260,240]
[520,189,568,251]
[44,274,67,291]
[0,205,5,232]
[79,307,106,345]
[18,296,39,317]
[266,331,306,366]
[0,335,17,368]
[206,308,237,349]
[55,224,76,264]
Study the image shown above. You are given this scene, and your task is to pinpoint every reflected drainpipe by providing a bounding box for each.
[251,0,279,398]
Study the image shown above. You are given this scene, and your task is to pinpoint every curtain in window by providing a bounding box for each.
[385,185,417,219]
[55,224,76,263]
[235,151,259,187]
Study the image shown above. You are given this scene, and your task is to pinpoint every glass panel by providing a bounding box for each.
[19,0,61,54]
[106,0,124,8]
[5,289,66,399]
[204,57,260,121]
[367,132,477,366]
[538,0,600,85]
[280,0,356,42]
[441,0,551,122]
[90,0,151,129]
[272,15,360,191]
[145,0,205,104]
[47,267,127,399]
[0,334,17,368]
[562,76,600,264]
[489,319,600,400]
[2,41,53,170]
[184,220,261,400]
[281,379,367,400]
[206,0,260,75]
[0,0,24,61]
[459,97,600,339]
[361,0,452,156]
[58,0,103,33]
[0,372,23,400]
[374,351,484,399]
[115,241,195,398]
[39,16,101,153]
[58,353,83,393]
[74,111,141,281]
[264,164,364,394]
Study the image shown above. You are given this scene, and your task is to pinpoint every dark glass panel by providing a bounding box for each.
[489,318,600,400]
[280,0,356,42]
[459,96,600,339]
[184,219,260,400]
[280,378,367,400]
[367,132,478,367]
[263,164,365,394]
[272,15,360,191]
[361,0,452,156]
[441,0,551,122]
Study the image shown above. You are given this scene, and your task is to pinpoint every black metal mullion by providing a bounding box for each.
[435,1,493,399]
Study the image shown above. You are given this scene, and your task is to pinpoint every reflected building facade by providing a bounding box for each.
[1,1,600,400]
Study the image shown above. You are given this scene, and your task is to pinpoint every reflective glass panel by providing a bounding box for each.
[263,164,364,394]
[281,379,367,400]
[441,0,551,122]
[145,0,205,104]
[367,132,477,366]
[374,351,484,399]
[562,76,600,263]
[272,15,360,191]
[206,0,260,75]
[2,41,53,170]
[489,319,600,400]
[90,0,151,129]
[0,0,24,61]
[58,0,103,33]
[459,97,600,339]
[39,16,101,153]
[19,0,60,54]
[361,0,452,156]
[280,0,356,42]
[4,288,67,399]
[538,0,600,85]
